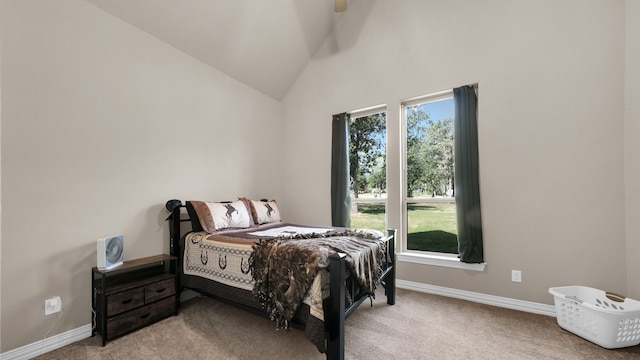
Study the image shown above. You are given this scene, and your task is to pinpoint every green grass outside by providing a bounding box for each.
[350,201,459,254]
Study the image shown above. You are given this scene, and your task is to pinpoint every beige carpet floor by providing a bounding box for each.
[34,288,640,359]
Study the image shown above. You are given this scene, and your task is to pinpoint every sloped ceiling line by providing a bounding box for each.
[84,0,352,100]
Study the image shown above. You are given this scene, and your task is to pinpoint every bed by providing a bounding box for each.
[166,198,396,360]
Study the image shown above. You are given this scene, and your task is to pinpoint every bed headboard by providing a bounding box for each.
[166,200,188,258]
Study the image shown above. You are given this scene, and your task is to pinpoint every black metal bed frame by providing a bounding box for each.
[167,203,396,360]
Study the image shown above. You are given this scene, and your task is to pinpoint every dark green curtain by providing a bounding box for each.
[331,113,351,228]
[454,85,483,263]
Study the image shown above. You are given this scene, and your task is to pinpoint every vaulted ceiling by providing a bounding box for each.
[84,0,351,100]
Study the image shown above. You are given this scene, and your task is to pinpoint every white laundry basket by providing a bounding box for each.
[549,286,640,349]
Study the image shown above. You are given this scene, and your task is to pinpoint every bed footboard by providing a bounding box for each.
[325,228,396,360]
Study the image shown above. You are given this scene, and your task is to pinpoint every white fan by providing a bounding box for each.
[97,235,124,270]
[335,0,347,12]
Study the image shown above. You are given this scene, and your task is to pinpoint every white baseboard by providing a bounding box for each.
[1,283,555,359]
[0,324,92,360]
[0,291,202,359]
[396,279,557,317]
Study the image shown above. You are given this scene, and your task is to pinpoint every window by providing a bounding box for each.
[348,107,387,234]
[332,85,482,266]
[403,92,458,254]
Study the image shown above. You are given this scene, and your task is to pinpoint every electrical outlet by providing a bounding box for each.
[45,296,62,315]
[511,270,522,283]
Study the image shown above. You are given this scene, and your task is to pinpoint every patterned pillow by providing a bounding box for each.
[190,200,251,232]
[250,199,281,224]
[237,197,257,227]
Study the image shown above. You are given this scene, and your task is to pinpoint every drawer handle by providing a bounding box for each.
[121,298,133,305]
[155,288,166,293]
[140,313,151,319]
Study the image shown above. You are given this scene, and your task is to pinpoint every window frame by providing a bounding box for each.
[401,90,455,253]
[399,90,485,271]
[336,92,485,272]
[347,105,388,233]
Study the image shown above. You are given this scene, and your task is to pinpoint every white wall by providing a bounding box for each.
[0,0,283,351]
[625,0,640,299]
[282,0,627,304]
[0,3,3,350]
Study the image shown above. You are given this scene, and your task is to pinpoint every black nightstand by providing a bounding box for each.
[91,254,177,345]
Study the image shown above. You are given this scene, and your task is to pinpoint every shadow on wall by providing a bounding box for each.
[293,0,376,58]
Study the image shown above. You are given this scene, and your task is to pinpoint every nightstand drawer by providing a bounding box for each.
[145,277,175,303]
[107,288,145,316]
[106,297,175,339]
[140,296,175,327]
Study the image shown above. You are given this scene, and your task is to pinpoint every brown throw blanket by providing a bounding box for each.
[249,230,385,351]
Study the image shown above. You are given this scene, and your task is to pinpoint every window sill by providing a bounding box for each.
[397,252,486,271]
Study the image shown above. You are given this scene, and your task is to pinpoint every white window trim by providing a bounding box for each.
[349,104,387,120]
[399,89,485,271]
[397,251,486,271]
[402,89,453,108]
